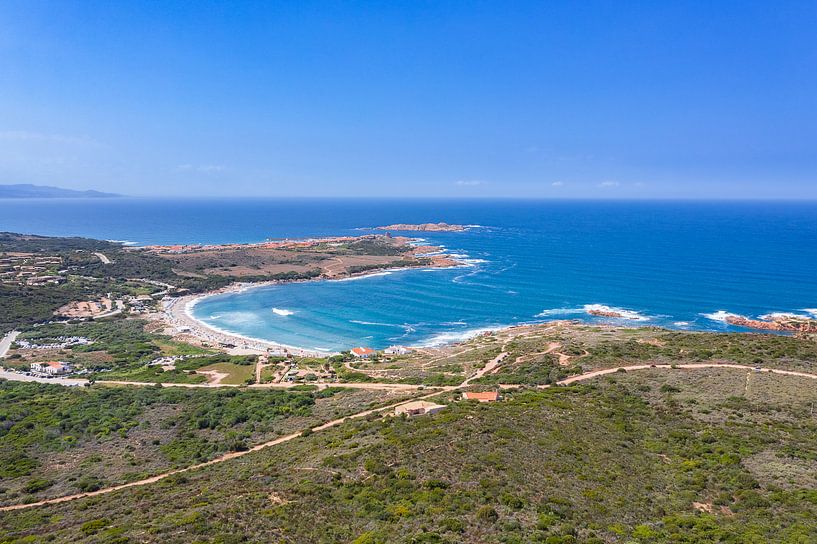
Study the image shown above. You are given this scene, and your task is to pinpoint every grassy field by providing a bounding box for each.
[2,366,817,542]
[196,362,255,385]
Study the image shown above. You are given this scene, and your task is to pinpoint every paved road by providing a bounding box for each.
[2,361,813,512]
[93,252,112,264]
[0,370,86,387]
[0,331,20,358]
[0,370,428,392]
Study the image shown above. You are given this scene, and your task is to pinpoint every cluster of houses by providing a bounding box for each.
[126,294,156,314]
[0,253,65,286]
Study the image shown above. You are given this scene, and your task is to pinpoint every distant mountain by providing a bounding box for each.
[0,184,121,198]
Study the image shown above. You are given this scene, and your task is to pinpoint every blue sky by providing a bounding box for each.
[1,1,816,198]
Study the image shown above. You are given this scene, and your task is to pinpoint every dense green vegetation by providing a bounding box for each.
[0,380,345,505]
[2,367,816,542]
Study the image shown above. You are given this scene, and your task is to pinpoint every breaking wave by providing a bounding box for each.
[700,310,739,323]
[536,304,649,321]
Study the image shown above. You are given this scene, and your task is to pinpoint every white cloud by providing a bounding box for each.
[455,179,485,186]
[597,181,620,188]
[551,181,564,187]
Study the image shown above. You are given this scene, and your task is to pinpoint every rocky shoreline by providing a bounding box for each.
[725,314,817,334]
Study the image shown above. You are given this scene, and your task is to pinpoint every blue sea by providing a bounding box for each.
[3,198,817,351]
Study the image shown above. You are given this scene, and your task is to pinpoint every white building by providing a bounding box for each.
[384,345,411,355]
[30,361,72,376]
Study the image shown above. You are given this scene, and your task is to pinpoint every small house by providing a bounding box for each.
[351,347,375,358]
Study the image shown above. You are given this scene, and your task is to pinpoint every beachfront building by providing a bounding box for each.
[463,391,500,403]
[351,347,375,358]
[394,401,447,417]
[30,361,72,376]
[384,345,411,355]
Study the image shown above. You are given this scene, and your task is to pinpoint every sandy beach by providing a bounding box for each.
[160,287,332,358]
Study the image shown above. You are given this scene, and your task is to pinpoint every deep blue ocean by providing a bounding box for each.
[3,198,817,351]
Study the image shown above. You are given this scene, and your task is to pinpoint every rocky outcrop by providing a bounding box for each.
[376,223,467,232]
[726,315,817,333]
[587,309,625,318]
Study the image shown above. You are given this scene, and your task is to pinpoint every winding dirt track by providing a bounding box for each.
[2,362,815,512]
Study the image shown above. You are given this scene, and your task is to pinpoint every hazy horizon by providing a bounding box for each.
[2,1,816,199]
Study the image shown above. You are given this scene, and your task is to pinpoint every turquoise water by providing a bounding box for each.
[3,198,817,351]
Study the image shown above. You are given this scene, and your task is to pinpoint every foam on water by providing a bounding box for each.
[759,311,808,320]
[272,308,295,316]
[701,310,739,323]
[417,325,508,347]
[332,271,392,282]
[51,198,811,352]
[536,304,649,321]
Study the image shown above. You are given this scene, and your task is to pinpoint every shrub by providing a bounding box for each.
[80,518,109,535]
[476,505,499,524]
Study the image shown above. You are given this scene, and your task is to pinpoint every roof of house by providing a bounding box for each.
[40,361,69,368]
[351,347,375,356]
[463,391,500,401]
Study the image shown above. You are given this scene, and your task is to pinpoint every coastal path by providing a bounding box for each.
[461,351,508,385]
[5,361,815,512]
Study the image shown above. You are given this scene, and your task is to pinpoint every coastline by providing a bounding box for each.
[159,247,472,356]
[166,279,817,356]
[152,233,817,356]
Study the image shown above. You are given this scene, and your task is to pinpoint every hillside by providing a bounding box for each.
[0,184,120,199]
[1,366,816,542]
